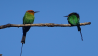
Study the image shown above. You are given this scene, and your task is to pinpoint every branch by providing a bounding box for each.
[0,22,91,29]
[0,54,2,56]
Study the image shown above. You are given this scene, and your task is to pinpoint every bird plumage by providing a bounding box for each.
[21,10,35,44]
[64,12,83,41]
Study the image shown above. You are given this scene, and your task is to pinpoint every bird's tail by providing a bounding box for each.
[21,35,26,44]
[77,25,81,31]
[80,31,83,41]
[77,25,83,41]
[21,33,26,44]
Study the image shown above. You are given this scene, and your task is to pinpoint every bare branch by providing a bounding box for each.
[0,54,2,56]
[0,22,91,29]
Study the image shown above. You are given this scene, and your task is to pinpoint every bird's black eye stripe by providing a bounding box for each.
[31,11,34,12]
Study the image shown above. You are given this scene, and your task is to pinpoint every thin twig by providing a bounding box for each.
[0,22,91,29]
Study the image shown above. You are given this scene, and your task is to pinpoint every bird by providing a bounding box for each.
[21,10,39,44]
[64,12,83,41]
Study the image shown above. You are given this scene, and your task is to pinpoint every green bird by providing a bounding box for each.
[21,10,39,44]
[64,12,83,41]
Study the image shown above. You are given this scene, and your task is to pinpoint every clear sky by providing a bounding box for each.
[0,0,98,56]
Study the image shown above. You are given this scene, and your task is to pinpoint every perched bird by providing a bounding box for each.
[64,12,83,41]
[21,10,39,44]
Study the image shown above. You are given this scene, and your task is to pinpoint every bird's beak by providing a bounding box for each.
[64,16,68,17]
[34,11,40,13]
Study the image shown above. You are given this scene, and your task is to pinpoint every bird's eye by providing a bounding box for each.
[31,11,34,12]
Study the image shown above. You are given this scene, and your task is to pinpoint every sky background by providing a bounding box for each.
[0,0,98,56]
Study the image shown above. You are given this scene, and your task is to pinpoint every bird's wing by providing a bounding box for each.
[68,15,79,25]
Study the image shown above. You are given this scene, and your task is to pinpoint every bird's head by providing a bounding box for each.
[64,12,79,18]
[26,10,39,15]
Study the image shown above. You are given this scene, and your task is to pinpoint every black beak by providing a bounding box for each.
[34,11,40,13]
[64,16,68,17]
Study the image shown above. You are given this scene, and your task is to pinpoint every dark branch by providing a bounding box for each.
[0,22,91,29]
[0,54,2,56]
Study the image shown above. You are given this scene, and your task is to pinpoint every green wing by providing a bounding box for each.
[22,12,35,32]
[68,15,80,25]
[23,12,35,24]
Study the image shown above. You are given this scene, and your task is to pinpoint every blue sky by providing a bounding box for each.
[0,0,98,56]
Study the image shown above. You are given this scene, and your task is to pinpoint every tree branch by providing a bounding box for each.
[0,54,2,56]
[0,22,91,29]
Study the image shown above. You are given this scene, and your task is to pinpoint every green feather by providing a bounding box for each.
[21,12,35,44]
[23,12,35,30]
[66,13,83,41]
[23,12,35,24]
[68,15,80,25]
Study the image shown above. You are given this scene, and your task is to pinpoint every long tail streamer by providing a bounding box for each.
[80,31,83,41]
[20,43,23,56]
